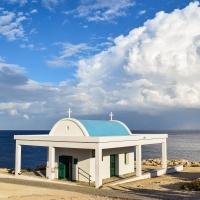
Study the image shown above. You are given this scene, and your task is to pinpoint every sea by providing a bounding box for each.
[0,130,199,169]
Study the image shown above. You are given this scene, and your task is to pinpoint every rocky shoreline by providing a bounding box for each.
[1,158,200,175]
[142,158,200,167]
[0,168,15,174]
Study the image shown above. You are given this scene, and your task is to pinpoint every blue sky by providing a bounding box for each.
[0,0,200,130]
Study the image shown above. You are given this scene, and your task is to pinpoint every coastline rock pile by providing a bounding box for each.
[142,158,200,167]
[0,168,9,173]
[0,168,15,174]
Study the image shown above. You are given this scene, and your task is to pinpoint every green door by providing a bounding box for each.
[110,155,115,177]
[58,156,73,180]
[66,156,73,181]
[59,156,66,179]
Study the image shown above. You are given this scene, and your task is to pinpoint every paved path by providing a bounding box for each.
[1,177,200,200]
[0,177,148,200]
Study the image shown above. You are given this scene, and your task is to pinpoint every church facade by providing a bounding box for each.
[14,114,168,188]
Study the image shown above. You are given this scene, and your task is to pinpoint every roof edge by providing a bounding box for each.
[111,120,132,135]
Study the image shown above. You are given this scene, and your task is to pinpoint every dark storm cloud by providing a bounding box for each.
[0,66,28,86]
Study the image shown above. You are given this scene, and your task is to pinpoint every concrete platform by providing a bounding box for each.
[107,165,183,186]
[0,165,183,188]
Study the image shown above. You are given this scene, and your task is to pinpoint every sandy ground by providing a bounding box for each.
[1,167,200,199]
[106,167,200,199]
[0,181,113,200]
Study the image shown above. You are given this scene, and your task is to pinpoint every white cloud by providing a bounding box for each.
[0,63,57,118]
[0,56,4,62]
[64,0,135,22]
[0,10,26,41]
[42,0,60,11]
[62,19,67,25]
[116,100,127,105]
[23,114,29,119]
[27,44,34,50]
[30,28,37,34]
[74,1,200,112]
[19,43,46,50]
[7,0,27,6]
[46,42,96,67]
[138,10,146,15]
[9,109,18,116]
[30,9,38,14]
[39,47,47,50]
[18,12,23,16]
[1,2,200,128]
[20,44,26,48]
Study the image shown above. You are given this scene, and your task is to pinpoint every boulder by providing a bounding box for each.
[0,168,9,173]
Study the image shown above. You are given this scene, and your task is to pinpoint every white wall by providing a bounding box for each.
[50,120,85,136]
[46,146,135,183]
[54,148,91,182]
[90,147,135,180]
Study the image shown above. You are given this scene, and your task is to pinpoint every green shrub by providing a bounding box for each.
[20,169,28,173]
[180,178,200,191]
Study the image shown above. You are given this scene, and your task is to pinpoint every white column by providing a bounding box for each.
[15,142,21,176]
[162,140,167,169]
[116,153,123,176]
[48,146,55,180]
[95,145,102,188]
[136,145,142,177]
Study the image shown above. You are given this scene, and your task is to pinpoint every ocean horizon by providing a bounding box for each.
[0,130,199,169]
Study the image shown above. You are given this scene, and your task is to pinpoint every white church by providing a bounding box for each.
[14,110,168,188]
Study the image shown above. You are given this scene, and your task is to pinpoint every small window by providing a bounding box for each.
[92,150,95,157]
[124,153,129,165]
[74,158,78,164]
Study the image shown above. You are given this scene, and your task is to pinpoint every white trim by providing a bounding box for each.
[162,139,167,169]
[15,142,21,176]
[136,145,142,177]
[14,135,168,143]
[95,145,102,188]
[49,118,89,137]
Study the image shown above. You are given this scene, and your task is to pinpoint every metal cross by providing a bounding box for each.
[109,112,114,121]
[67,108,72,118]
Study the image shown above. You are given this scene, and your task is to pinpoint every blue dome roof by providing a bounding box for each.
[78,120,130,137]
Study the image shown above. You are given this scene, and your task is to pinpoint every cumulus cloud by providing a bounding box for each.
[0,10,26,41]
[74,1,200,112]
[64,0,135,22]
[0,61,58,119]
[1,2,200,129]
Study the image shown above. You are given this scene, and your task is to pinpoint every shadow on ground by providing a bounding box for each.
[107,171,200,199]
